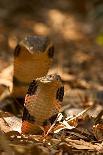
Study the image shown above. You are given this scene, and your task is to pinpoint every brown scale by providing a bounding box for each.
[13,35,54,97]
[21,74,64,134]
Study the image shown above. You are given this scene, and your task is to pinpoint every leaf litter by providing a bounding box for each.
[0,105,102,154]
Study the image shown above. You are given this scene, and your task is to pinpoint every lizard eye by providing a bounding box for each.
[14,45,21,57]
[48,46,54,58]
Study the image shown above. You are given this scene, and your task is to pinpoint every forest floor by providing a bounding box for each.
[0,1,103,154]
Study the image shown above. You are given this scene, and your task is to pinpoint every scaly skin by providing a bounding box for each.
[21,74,64,134]
[13,35,54,97]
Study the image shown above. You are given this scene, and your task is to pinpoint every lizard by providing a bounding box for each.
[0,35,54,101]
[21,74,64,134]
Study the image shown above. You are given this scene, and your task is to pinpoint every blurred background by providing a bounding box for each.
[0,0,103,84]
[0,1,103,153]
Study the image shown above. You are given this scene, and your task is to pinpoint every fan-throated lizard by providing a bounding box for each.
[21,74,64,134]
